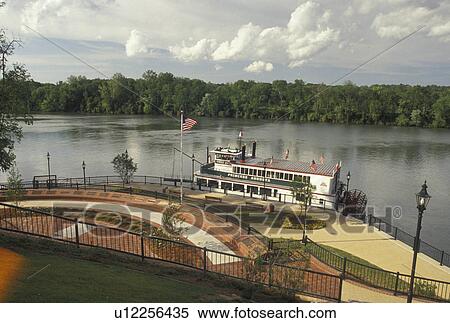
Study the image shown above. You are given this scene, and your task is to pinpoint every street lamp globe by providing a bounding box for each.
[347,171,351,181]
[416,181,431,211]
[82,161,86,169]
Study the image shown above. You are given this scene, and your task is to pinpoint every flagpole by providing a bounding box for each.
[180,110,184,204]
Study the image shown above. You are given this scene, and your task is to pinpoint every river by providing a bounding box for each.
[2,114,449,251]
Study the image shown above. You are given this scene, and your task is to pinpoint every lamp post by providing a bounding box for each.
[82,161,86,189]
[124,149,129,186]
[407,181,431,303]
[302,185,310,242]
[191,154,195,190]
[47,152,51,189]
[346,171,351,193]
[262,161,267,201]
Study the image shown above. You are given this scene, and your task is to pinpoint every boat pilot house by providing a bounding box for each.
[194,143,342,209]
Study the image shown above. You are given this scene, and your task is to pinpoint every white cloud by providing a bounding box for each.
[125,29,149,57]
[371,4,450,41]
[353,0,411,14]
[244,61,273,73]
[22,0,115,31]
[1,0,449,84]
[170,1,340,69]
[169,38,218,62]
[212,23,262,61]
[372,6,432,39]
[429,21,450,38]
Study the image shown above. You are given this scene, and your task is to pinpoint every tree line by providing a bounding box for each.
[15,71,450,128]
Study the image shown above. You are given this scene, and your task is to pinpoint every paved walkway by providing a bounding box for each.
[341,282,418,303]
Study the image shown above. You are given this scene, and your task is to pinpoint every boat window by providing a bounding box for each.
[284,173,289,180]
[257,170,262,176]
[244,168,248,175]
[288,174,293,181]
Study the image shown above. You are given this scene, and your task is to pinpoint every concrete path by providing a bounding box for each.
[342,281,414,303]
[54,222,92,239]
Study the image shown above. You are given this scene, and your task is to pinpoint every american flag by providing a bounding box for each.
[182,115,198,132]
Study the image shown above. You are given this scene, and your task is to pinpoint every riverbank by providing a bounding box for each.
[4,115,450,251]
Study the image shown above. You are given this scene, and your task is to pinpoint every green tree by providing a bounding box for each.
[431,92,450,128]
[161,204,186,240]
[111,150,138,184]
[410,109,424,127]
[5,163,25,205]
[290,178,315,206]
[0,1,32,172]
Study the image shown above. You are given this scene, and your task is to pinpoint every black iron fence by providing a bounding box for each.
[301,237,450,302]
[54,175,337,209]
[368,214,450,267]
[0,202,342,302]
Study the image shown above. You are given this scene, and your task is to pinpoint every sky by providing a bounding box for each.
[1,0,450,85]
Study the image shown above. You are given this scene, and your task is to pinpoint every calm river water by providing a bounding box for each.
[2,114,449,251]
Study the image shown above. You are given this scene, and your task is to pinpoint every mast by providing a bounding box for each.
[180,110,184,204]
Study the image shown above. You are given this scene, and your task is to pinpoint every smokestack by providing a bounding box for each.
[241,145,246,162]
[206,146,209,163]
[252,141,257,158]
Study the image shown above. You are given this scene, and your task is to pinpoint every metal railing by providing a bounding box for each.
[368,214,450,267]
[301,237,450,302]
[0,202,342,302]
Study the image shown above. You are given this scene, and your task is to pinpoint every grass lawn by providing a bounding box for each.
[6,252,227,302]
[0,232,294,303]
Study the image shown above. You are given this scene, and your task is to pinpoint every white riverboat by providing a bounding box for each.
[194,142,342,209]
